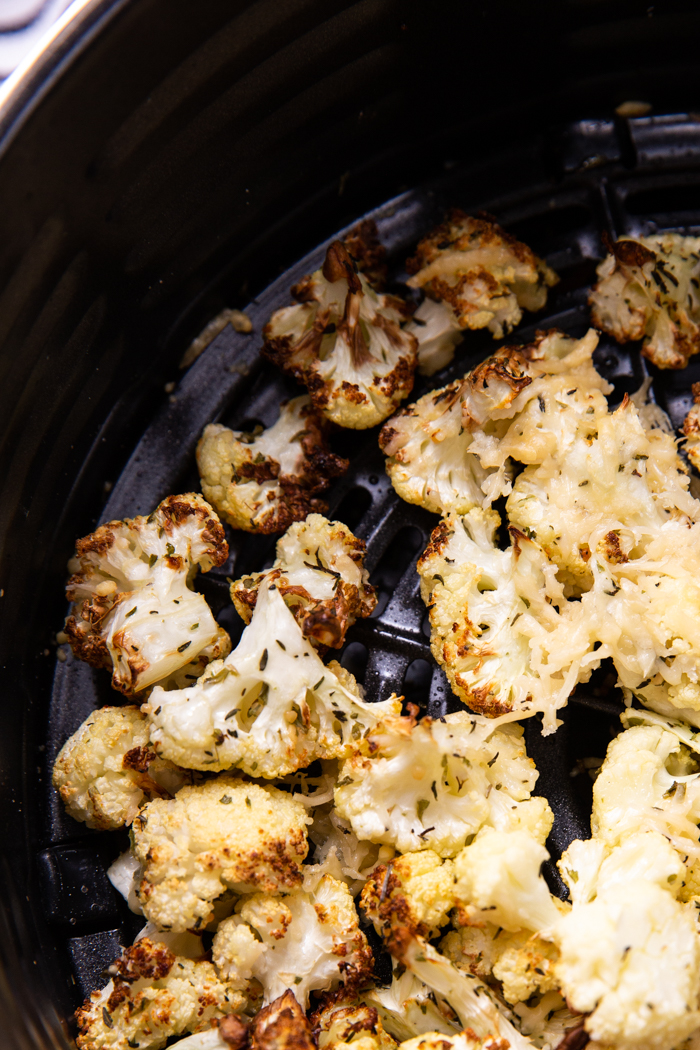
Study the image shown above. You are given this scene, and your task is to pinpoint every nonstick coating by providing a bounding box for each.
[4,2,700,1047]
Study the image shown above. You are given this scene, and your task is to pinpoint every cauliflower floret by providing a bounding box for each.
[361,968,461,1042]
[52,706,187,830]
[405,210,558,339]
[212,874,373,1009]
[146,582,401,777]
[251,990,315,1050]
[196,396,348,533]
[380,329,605,518]
[683,382,700,473]
[452,828,560,935]
[306,799,383,897]
[589,233,700,369]
[406,299,464,376]
[230,515,376,649]
[311,995,398,1050]
[263,240,417,429]
[360,851,457,940]
[441,923,559,1007]
[342,218,389,290]
[398,1033,503,1050]
[132,776,310,932]
[75,938,249,1050]
[334,710,552,857]
[64,493,229,695]
[554,879,700,1050]
[591,722,700,863]
[558,832,686,904]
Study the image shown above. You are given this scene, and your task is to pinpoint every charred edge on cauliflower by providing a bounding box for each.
[342,219,388,291]
[682,382,700,472]
[251,990,315,1050]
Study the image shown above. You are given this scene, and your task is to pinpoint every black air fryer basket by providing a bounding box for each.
[4,1,700,1045]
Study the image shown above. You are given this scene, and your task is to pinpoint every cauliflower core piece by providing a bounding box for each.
[361,969,461,1042]
[405,210,558,340]
[263,240,417,429]
[196,396,348,533]
[75,937,248,1050]
[334,711,551,857]
[65,493,229,695]
[52,706,185,830]
[589,233,700,369]
[231,514,376,650]
[380,329,605,518]
[146,582,401,777]
[406,298,464,377]
[132,776,310,932]
[212,874,373,1009]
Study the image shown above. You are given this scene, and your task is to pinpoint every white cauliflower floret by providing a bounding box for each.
[362,968,461,1042]
[146,582,400,777]
[406,298,464,376]
[380,329,605,518]
[132,776,310,932]
[311,996,398,1050]
[230,514,376,650]
[558,832,686,905]
[360,851,457,940]
[64,493,229,695]
[263,240,417,429]
[196,396,348,533]
[405,210,558,340]
[589,233,700,369]
[591,722,700,865]
[683,382,700,473]
[452,827,560,935]
[212,874,373,1008]
[52,706,187,830]
[554,879,700,1050]
[334,710,552,857]
[441,923,559,1007]
[75,938,249,1050]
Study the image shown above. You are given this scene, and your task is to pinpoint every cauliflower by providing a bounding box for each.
[441,923,559,1007]
[52,706,187,830]
[405,210,558,340]
[342,218,389,290]
[406,299,464,376]
[212,874,373,1008]
[262,239,417,429]
[558,832,686,905]
[311,995,398,1050]
[334,710,552,857]
[360,851,457,940]
[64,493,229,695]
[589,233,700,369]
[146,581,401,777]
[196,396,348,533]
[683,382,700,472]
[75,938,249,1050]
[379,329,605,518]
[250,990,315,1050]
[452,827,560,935]
[132,776,310,932]
[230,515,376,650]
[554,879,700,1050]
[398,1033,501,1050]
[306,799,383,897]
[361,968,461,1042]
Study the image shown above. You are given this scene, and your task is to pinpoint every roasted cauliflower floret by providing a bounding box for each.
[558,831,687,906]
[334,710,551,857]
[251,990,315,1050]
[441,923,559,1006]
[146,581,401,777]
[64,493,229,695]
[342,218,389,290]
[554,879,700,1050]
[263,240,417,429]
[132,777,310,932]
[405,210,558,340]
[230,515,376,650]
[361,851,456,940]
[312,996,398,1050]
[589,233,700,369]
[683,382,700,473]
[361,968,461,1042]
[212,874,373,1008]
[406,299,464,376]
[75,938,249,1050]
[52,706,186,830]
[196,396,348,533]
[380,329,605,517]
[399,1034,521,1050]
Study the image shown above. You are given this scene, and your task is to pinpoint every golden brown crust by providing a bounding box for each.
[342,219,388,290]
[360,864,429,940]
[406,208,540,275]
[611,238,657,269]
[251,990,316,1050]
[219,1014,251,1049]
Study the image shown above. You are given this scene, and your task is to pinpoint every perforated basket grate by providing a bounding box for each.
[43,112,700,1003]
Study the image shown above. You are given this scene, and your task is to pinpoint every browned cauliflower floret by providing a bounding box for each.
[342,219,389,290]
[311,995,398,1050]
[132,777,311,932]
[589,233,700,369]
[52,706,187,830]
[360,851,456,941]
[230,515,376,650]
[405,210,558,340]
[683,382,700,472]
[75,937,249,1050]
[64,493,229,695]
[251,990,315,1050]
[196,396,348,533]
[262,240,417,429]
[212,874,373,1008]
[440,923,559,1006]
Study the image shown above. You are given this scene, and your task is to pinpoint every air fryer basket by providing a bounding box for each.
[4,2,700,1047]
